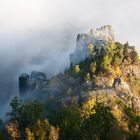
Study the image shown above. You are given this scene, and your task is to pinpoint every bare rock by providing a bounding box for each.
[30,71,46,81]
[113,78,131,95]
[19,71,48,95]
[70,25,115,64]
[19,73,29,94]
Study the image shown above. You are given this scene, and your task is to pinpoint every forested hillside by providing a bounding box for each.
[0,26,140,140]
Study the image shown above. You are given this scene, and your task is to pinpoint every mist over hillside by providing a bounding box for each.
[0,28,76,118]
[0,0,140,119]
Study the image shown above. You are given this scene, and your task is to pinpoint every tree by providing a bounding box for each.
[25,128,35,140]
[131,49,139,63]
[81,99,96,119]
[7,97,44,138]
[26,119,59,140]
[100,42,116,72]
[49,107,83,140]
[83,103,115,140]
[123,42,129,57]
[101,55,112,72]
[73,65,80,73]
[7,97,21,121]
[114,42,124,65]
[90,62,96,74]
[106,42,116,57]
[124,107,140,140]
[6,121,20,140]
[49,126,59,140]
[123,42,139,64]
[88,43,96,58]
[84,73,91,82]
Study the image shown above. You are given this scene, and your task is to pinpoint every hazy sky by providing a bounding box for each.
[0,0,140,51]
[0,0,140,117]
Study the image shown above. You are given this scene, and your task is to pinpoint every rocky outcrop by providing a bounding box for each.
[70,25,115,64]
[19,73,29,94]
[89,25,115,41]
[30,71,46,81]
[113,78,131,95]
[19,71,48,95]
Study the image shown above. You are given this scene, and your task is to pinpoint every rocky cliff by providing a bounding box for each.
[19,25,140,112]
[70,25,115,64]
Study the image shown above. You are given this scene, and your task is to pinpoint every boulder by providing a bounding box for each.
[30,71,46,81]
[113,78,121,88]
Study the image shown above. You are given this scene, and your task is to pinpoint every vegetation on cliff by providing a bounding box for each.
[72,41,139,80]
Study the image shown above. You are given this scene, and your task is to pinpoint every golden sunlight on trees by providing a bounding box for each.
[101,55,112,72]
[73,65,80,73]
[88,43,95,57]
[71,41,139,83]
[84,73,91,82]
[6,121,20,140]
[90,62,96,74]
[25,119,59,140]
[4,96,140,140]
[81,99,96,118]
[25,128,34,140]
[101,42,116,72]
[49,126,59,140]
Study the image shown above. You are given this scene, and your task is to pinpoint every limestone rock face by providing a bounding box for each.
[70,25,115,64]
[89,25,115,41]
